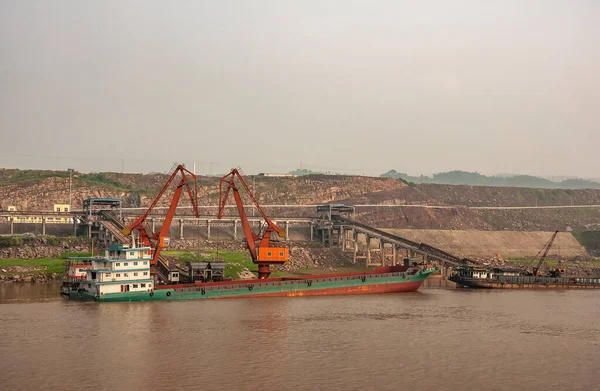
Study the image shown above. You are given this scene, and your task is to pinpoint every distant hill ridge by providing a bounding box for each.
[380,170,600,190]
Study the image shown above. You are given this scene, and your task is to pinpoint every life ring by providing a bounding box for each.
[201,288,206,295]
[307,280,313,287]
[166,291,172,297]
[361,276,366,283]
[248,285,254,291]
[149,292,154,297]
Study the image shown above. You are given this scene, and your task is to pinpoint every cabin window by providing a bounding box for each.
[133,284,138,288]
[88,284,91,288]
[279,252,284,257]
[124,262,128,266]
[116,263,120,267]
[141,283,146,288]
[143,272,148,276]
[106,273,111,277]
[134,272,138,277]
[129,252,134,256]
[116,274,121,277]
[134,262,138,266]
[267,252,272,257]
[124,273,129,277]
[148,283,152,287]
[173,273,178,277]
[143,261,148,265]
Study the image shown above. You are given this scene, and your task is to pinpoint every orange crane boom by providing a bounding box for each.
[217,168,288,279]
[123,164,199,265]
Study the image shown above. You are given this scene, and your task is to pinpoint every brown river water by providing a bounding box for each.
[1,280,599,391]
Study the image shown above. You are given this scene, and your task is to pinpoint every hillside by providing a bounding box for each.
[381,170,600,190]
[2,168,600,231]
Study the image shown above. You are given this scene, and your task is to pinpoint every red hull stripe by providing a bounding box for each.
[215,281,424,299]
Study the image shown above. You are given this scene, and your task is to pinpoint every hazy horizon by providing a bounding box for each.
[1,1,598,177]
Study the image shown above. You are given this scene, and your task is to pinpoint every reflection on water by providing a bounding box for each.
[0,282,598,391]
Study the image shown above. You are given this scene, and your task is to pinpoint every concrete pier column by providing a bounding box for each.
[42,217,46,236]
[353,239,358,264]
[285,221,289,241]
[88,223,92,238]
[179,219,184,239]
[328,228,333,246]
[321,229,325,245]
[72,220,77,236]
[10,218,14,235]
[206,219,212,240]
[379,240,385,266]
[233,220,238,240]
[339,225,345,249]
[423,254,428,264]
[366,236,371,265]
[310,222,314,241]
[392,246,397,266]
[151,218,155,233]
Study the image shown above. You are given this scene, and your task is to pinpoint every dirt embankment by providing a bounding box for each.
[380,230,588,259]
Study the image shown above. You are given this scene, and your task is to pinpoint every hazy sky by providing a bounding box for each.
[1,0,598,177]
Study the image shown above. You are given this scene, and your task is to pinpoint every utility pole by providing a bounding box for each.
[68,168,74,211]
[252,176,256,216]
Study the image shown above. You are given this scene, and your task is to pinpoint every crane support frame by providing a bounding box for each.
[123,164,199,265]
[218,168,288,279]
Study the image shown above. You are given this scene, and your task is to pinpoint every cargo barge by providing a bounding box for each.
[449,265,600,289]
[63,243,439,302]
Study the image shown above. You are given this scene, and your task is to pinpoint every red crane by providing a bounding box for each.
[123,164,200,265]
[217,168,288,279]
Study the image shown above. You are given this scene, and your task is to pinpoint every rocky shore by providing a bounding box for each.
[0,268,61,283]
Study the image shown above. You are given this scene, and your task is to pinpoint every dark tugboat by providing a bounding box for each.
[450,231,600,289]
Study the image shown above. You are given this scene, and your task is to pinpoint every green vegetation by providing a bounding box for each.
[163,249,287,279]
[78,173,156,198]
[163,250,370,279]
[507,258,560,267]
[507,258,600,267]
[571,231,600,255]
[78,173,132,190]
[0,235,74,248]
[0,251,93,274]
[164,249,261,279]
[381,170,600,190]
[0,169,69,186]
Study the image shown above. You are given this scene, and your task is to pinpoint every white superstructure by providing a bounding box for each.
[78,244,154,297]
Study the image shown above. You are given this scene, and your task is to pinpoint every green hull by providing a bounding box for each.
[66,268,438,302]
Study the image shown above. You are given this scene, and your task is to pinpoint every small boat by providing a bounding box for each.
[60,261,92,297]
[63,244,438,302]
[449,265,600,289]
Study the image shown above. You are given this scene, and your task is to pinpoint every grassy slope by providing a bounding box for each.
[506,258,600,268]
[163,249,287,278]
[571,231,600,254]
[0,252,93,274]
[162,250,368,279]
